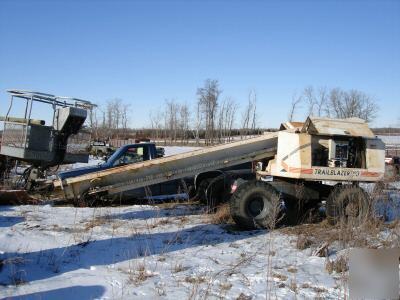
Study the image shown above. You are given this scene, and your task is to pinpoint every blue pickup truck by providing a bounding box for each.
[59,143,192,202]
[59,143,158,180]
[58,142,253,205]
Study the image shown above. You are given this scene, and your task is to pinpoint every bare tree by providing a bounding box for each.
[225,98,238,142]
[121,103,131,138]
[179,103,190,143]
[303,86,316,116]
[164,99,179,143]
[326,88,378,122]
[197,79,221,145]
[149,108,164,141]
[302,86,328,117]
[288,92,302,121]
[217,99,226,143]
[250,91,258,132]
[241,90,257,138]
[299,86,378,122]
[316,87,328,117]
[193,100,203,145]
[85,104,102,141]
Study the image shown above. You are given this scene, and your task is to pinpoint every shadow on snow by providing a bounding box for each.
[2,285,105,300]
[0,206,24,228]
[0,224,263,284]
[108,206,203,220]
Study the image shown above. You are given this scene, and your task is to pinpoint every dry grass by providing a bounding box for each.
[184,275,207,284]
[126,262,155,286]
[0,256,27,285]
[289,280,297,293]
[171,262,188,273]
[208,203,232,224]
[312,286,327,293]
[84,216,109,230]
[219,281,232,291]
[325,256,348,274]
[272,272,288,281]
[296,235,313,250]
[152,218,172,227]
[301,282,311,288]
[236,293,253,300]
[281,184,399,251]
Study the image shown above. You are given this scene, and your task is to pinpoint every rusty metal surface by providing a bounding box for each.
[279,121,304,130]
[301,117,375,138]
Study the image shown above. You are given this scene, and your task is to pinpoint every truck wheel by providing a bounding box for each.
[206,175,229,211]
[230,180,281,230]
[191,178,212,203]
[326,185,370,225]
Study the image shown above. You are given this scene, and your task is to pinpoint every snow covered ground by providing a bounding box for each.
[1,146,399,299]
[0,204,348,299]
[1,196,399,299]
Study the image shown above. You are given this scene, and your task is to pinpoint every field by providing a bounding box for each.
[0,148,399,299]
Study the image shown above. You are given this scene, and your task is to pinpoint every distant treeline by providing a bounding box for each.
[91,127,278,146]
[372,128,400,135]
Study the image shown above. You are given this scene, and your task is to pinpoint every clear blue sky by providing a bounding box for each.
[0,0,399,128]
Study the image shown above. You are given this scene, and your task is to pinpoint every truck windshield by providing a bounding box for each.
[107,145,148,167]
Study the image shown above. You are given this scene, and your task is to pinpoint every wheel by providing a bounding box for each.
[205,175,229,211]
[191,178,212,203]
[229,180,282,230]
[326,185,371,225]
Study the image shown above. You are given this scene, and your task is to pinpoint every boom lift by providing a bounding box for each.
[0,90,95,190]
[53,116,385,228]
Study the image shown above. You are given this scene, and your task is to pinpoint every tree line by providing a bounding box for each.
[149,79,259,145]
[288,86,378,122]
[88,81,380,145]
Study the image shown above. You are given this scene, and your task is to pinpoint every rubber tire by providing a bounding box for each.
[206,175,229,211]
[230,180,281,230]
[193,178,212,203]
[326,185,370,225]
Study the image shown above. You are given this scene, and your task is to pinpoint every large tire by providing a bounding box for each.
[206,175,230,211]
[326,185,371,225]
[230,180,281,230]
[192,178,212,203]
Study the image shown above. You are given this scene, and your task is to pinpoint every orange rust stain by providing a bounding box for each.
[289,167,313,174]
[360,171,381,177]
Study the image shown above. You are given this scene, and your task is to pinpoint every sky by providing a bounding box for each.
[0,0,399,128]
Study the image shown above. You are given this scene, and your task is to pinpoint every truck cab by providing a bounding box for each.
[58,143,158,180]
[57,142,188,202]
